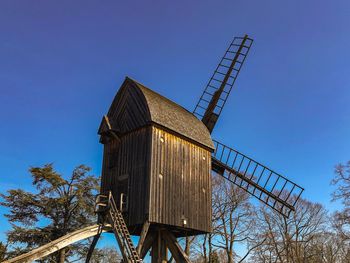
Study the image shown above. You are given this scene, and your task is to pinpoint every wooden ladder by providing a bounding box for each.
[96,192,142,263]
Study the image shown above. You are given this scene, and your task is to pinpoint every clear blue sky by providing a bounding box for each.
[0,0,349,247]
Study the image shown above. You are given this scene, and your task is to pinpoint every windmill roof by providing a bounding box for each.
[102,77,214,150]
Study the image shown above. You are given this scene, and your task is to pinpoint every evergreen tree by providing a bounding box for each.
[0,241,7,261]
[0,164,99,262]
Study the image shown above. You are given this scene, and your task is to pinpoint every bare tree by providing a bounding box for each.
[174,161,350,263]
[192,175,259,263]
[192,232,216,263]
[90,246,121,263]
[250,197,327,263]
[331,161,350,240]
[212,175,258,262]
[307,231,350,263]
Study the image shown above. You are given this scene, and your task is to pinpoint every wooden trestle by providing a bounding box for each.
[88,192,191,263]
[3,192,192,263]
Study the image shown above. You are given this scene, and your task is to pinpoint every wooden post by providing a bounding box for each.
[160,237,168,263]
[142,228,190,263]
[139,232,155,259]
[85,232,102,263]
[58,248,65,263]
[137,220,150,256]
[151,230,168,263]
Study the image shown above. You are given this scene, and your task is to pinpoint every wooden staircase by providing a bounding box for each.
[95,192,142,262]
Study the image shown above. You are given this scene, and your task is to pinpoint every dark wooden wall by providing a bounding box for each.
[148,126,212,234]
[101,126,152,229]
[107,81,150,134]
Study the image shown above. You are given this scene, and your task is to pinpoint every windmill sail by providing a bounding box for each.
[212,140,304,217]
[193,35,253,133]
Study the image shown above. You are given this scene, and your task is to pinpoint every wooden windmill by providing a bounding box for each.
[88,35,304,262]
[5,35,303,263]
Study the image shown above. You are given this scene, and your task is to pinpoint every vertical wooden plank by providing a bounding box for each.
[151,126,157,223]
[152,127,157,223]
[145,126,152,221]
[166,132,170,225]
[160,128,164,223]
[148,127,154,223]
[170,133,174,226]
[208,150,212,231]
[158,128,161,224]
[195,146,199,229]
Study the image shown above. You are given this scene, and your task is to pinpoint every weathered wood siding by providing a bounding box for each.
[101,126,152,227]
[149,126,212,233]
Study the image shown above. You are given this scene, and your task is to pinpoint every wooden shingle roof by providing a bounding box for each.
[100,77,214,150]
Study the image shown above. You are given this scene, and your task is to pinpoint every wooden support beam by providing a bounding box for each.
[85,232,102,263]
[3,224,111,263]
[137,220,150,256]
[151,232,160,263]
[152,230,167,263]
[160,238,168,263]
[140,232,156,259]
[161,230,191,263]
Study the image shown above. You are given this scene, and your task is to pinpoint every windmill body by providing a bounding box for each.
[98,78,214,237]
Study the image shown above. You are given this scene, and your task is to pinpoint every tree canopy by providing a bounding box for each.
[0,164,99,262]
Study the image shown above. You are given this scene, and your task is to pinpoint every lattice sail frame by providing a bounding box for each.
[193,35,253,133]
[211,140,304,217]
